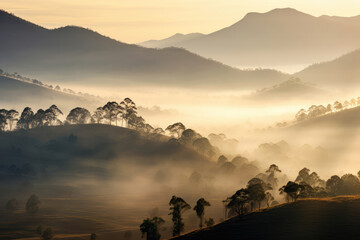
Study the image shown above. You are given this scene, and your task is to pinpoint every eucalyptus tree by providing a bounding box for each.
[66,107,92,124]
[193,198,211,228]
[120,98,137,127]
[169,196,191,236]
[45,105,63,126]
[140,217,165,240]
[165,122,185,138]
[18,107,34,129]
[103,101,120,125]
[92,107,104,124]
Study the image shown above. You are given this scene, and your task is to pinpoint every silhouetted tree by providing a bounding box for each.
[205,218,215,227]
[225,188,250,216]
[140,217,165,240]
[0,114,6,131]
[120,98,137,127]
[45,105,63,126]
[217,155,228,165]
[264,192,274,207]
[179,129,201,145]
[32,109,46,127]
[26,194,40,214]
[193,137,215,158]
[279,181,303,202]
[247,178,269,209]
[153,128,165,135]
[193,198,211,228]
[41,227,54,240]
[66,107,92,124]
[17,107,34,129]
[166,122,186,138]
[333,101,343,111]
[266,164,282,189]
[5,198,18,213]
[340,174,360,195]
[326,175,343,196]
[128,113,145,130]
[92,107,104,124]
[169,196,191,236]
[103,102,120,125]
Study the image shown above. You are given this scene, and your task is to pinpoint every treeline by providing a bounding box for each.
[0,98,154,133]
[295,97,360,122]
[0,68,97,98]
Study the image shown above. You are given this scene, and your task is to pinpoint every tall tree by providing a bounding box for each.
[45,105,63,126]
[140,217,165,240]
[169,196,191,236]
[103,102,120,125]
[225,188,250,216]
[120,98,137,127]
[165,122,186,138]
[6,109,19,130]
[193,198,211,228]
[17,107,34,129]
[92,107,104,124]
[66,107,92,124]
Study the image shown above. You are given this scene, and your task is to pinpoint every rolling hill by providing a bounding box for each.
[141,8,360,68]
[0,74,100,113]
[139,33,204,48]
[172,196,360,240]
[0,10,288,89]
[295,49,360,89]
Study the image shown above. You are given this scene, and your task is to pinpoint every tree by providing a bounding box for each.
[279,181,304,202]
[192,137,215,158]
[140,217,165,240]
[17,107,34,129]
[333,101,343,111]
[45,105,63,126]
[26,194,40,214]
[66,107,92,124]
[153,128,165,135]
[6,109,19,130]
[103,102,120,125]
[165,122,186,138]
[340,174,360,195]
[128,113,145,130]
[32,109,46,127]
[0,114,6,131]
[5,198,19,213]
[264,192,274,207]
[326,175,343,196]
[92,107,104,124]
[120,98,137,127]
[169,196,191,236]
[205,218,215,227]
[41,227,54,240]
[179,129,201,145]
[247,180,267,209]
[193,198,211,228]
[266,164,282,189]
[225,188,250,216]
[217,155,228,165]
[295,109,307,122]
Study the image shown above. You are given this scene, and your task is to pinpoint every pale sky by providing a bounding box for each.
[2,0,360,43]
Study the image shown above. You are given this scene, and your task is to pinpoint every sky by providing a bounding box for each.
[2,0,360,43]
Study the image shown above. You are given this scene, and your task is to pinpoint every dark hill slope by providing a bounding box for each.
[0,10,287,89]
[172,196,360,240]
[0,75,100,112]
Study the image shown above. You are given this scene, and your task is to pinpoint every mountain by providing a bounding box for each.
[244,78,326,103]
[144,8,360,68]
[139,33,204,48]
[173,196,360,240]
[0,74,100,113]
[0,10,288,89]
[295,49,360,89]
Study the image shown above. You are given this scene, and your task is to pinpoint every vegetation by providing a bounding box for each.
[140,217,165,240]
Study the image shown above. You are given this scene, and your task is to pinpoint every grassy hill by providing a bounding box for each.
[0,10,288,89]
[172,196,360,240]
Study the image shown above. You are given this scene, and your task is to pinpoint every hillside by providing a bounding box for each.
[173,196,360,240]
[245,78,326,103]
[139,33,204,48]
[0,75,100,113]
[0,10,288,89]
[295,49,360,89]
[142,8,360,68]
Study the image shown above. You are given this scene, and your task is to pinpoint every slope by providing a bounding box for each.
[173,196,360,240]
[0,10,288,89]
[147,8,360,68]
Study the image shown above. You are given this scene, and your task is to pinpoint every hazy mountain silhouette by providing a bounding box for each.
[143,8,360,68]
[172,196,360,240]
[245,78,325,103]
[295,49,360,89]
[139,33,204,48]
[0,10,288,89]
